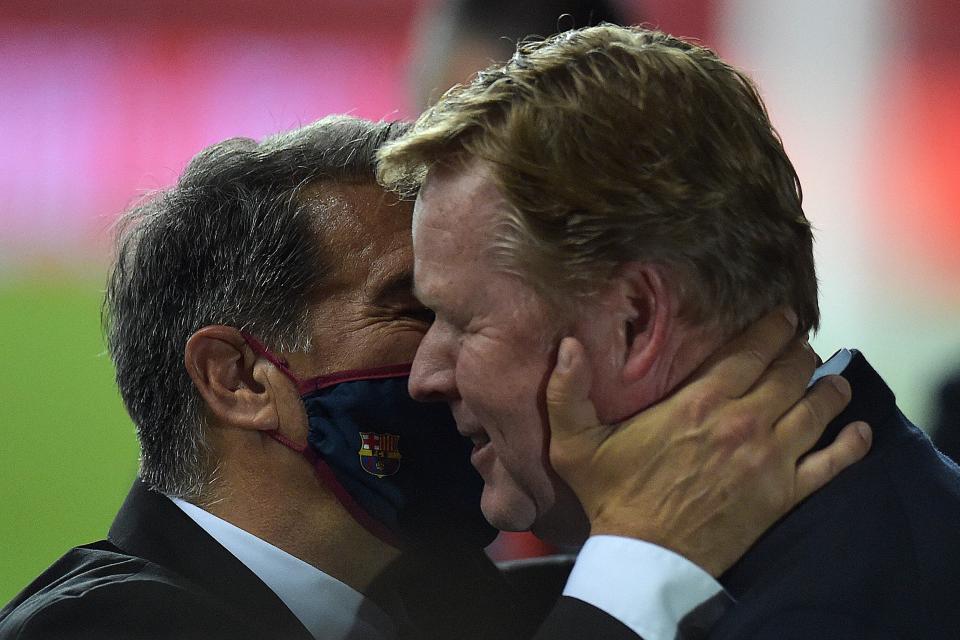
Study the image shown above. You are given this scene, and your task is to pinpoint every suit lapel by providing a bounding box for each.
[719,350,910,601]
[811,351,899,452]
[108,479,312,640]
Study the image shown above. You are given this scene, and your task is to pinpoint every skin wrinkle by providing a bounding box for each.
[292,185,425,377]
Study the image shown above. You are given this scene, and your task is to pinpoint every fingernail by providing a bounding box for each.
[783,307,798,328]
[556,339,573,373]
[830,376,850,395]
[856,422,872,444]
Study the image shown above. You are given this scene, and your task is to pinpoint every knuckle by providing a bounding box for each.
[716,415,761,451]
[745,446,773,475]
[738,451,762,476]
[688,387,724,424]
[824,453,839,479]
[547,382,565,412]
[775,486,794,514]
[795,396,825,430]
[548,442,576,473]
[808,455,838,491]
[743,344,769,374]
[545,385,566,409]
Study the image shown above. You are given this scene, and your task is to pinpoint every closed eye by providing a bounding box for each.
[399,307,436,325]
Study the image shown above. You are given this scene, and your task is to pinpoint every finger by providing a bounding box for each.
[546,337,600,443]
[794,421,872,501]
[687,307,800,399]
[736,338,818,427]
[775,374,853,458]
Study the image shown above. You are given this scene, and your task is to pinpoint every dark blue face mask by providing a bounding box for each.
[243,335,496,550]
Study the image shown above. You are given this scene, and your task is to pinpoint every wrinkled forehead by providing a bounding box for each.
[304,180,412,239]
[410,164,497,304]
[413,160,506,250]
[302,180,415,288]
[410,162,566,331]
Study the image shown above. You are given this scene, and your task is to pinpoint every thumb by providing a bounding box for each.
[546,337,599,442]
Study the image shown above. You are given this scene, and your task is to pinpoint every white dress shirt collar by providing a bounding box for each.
[169,497,396,640]
[809,348,854,387]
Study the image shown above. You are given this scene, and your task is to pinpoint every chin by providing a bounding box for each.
[480,490,537,533]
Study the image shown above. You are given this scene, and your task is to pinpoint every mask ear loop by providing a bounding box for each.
[240,332,401,547]
[239,333,315,459]
[240,333,300,385]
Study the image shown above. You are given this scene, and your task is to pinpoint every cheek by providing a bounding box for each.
[459,336,528,400]
[458,338,552,449]
[371,326,427,364]
[327,324,427,371]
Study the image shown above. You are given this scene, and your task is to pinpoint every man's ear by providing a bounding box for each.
[618,263,676,384]
[184,325,280,431]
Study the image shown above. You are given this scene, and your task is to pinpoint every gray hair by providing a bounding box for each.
[104,115,410,500]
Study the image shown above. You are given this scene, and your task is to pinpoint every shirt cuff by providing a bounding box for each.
[562,535,732,640]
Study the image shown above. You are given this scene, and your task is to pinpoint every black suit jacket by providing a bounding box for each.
[0,481,317,639]
[932,368,960,464]
[0,477,620,639]
[535,352,960,640]
[708,351,960,639]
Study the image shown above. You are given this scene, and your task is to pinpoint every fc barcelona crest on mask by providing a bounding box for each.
[359,432,402,478]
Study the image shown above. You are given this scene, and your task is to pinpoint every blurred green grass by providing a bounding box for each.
[0,275,139,605]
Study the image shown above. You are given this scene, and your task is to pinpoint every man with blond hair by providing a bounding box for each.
[379,25,960,639]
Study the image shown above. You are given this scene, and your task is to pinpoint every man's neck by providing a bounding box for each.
[660,323,728,402]
[597,319,727,425]
[197,461,400,596]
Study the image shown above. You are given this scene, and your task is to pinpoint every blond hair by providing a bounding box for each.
[379,25,818,334]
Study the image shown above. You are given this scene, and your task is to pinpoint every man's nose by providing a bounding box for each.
[408,327,458,403]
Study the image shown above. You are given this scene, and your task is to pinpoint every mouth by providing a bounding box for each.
[469,431,491,451]
[453,410,493,465]
[457,423,490,447]
[463,429,493,469]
